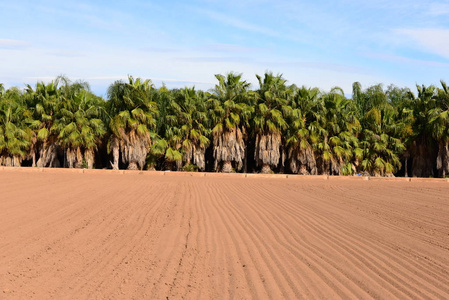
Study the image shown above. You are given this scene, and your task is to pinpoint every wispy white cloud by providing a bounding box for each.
[195,8,281,38]
[85,76,128,81]
[34,3,130,33]
[150,77,215,85]
[24,75,214,86]
[427,2,449,15]
[286,61,365,74]
[140,47,180,53]
[177,56,251,63]
[0,39,31,50]
[200,43,266,53]
[395,28,449,59]
[363,51,449,67]
[25,76,61,81]
[45,50,84,58]
[86,76,214,85]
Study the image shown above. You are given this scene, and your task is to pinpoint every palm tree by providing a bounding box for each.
[253,72,291,173]
[24,79,63,167]
[286,86,320,174]
[107,76,158,170]
[358,108,405,176]
[430,81,449,177]
[0,86,32,166]
[402,84,438,177]
[313,87,360,175]
[164,87,210,170]
[354,83,407,176]
[52,86,106,168]
[385,85,414,176]
[208,73,253,172]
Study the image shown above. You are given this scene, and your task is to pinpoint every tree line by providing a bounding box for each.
[0,73,448,177]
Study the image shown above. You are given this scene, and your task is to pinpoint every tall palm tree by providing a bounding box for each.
[430,81,449,177]
[0,87,32,166]
[24,79,63,167]
[148,85,173,170]
[358,107,405,176]
[286,86,320,174]
[385,85,414,176]
[253,72,291,173]
[164,87,210,170]
[354,83,407,176]
[152,87,210,171]
[402,84,438,177]
[208,73,253,172]
[107,76,158,170]
[314,87,360,175]
[52,86,106,168]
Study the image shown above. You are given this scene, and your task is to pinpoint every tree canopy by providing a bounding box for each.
[1,74,448,177]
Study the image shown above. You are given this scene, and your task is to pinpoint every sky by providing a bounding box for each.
[1,0,449,97]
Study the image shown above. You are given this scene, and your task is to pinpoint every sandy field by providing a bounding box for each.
[0,168,448,299]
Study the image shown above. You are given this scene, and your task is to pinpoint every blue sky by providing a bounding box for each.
[1,0,449,96]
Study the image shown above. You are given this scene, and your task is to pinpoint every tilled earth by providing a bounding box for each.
[0,169,448,299]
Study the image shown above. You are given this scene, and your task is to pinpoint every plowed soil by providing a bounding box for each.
[0,169,448,299]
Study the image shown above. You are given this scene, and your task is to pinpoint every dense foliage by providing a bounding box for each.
[1,74,448,177]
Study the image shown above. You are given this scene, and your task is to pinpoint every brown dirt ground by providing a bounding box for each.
[0,168,448,299]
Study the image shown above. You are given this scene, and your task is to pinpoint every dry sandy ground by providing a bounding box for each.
[0,169,448,299]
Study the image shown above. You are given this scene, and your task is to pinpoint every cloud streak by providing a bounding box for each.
[427,2,449,15]
[200,43,266,53]
[395,28,449,59]
[0,39,31,50]
[195,8,281,39]
[363,51,449,67]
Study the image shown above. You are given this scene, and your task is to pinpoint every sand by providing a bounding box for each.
[0,168,448,299]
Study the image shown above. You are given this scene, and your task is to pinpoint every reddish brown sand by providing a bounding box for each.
[0,168,448,299]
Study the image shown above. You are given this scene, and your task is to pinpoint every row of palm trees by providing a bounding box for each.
[0,73,448,177]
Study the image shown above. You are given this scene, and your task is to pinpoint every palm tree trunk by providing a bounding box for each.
[85,149,94,169]
[261,164,271,174]
[280,145,285,174]
[48,144,59,168]
[75,147,83,168]
[13,156,21,167]
[128,161,138,170]
[437,142,449,177]
[244,144,248,173]
[411,138,435,177]
[32,150,36,167]
[193,147,206,171]
[404,158,408,177]
[111,137,119,170]
[67,148,75,168]
[255,133,281,173]
[444,142,448,178]
[222,161,233,173]
[37,142,58,168]
[213,128,245,172]
[176,159,182,170]
[36,146,45,168]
